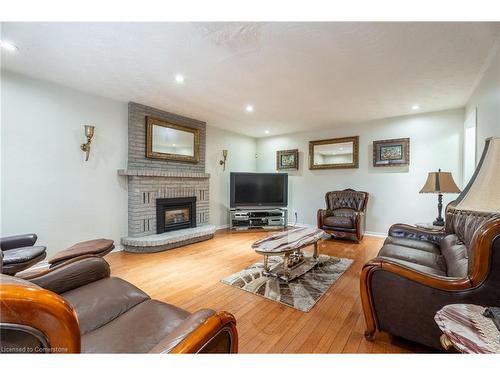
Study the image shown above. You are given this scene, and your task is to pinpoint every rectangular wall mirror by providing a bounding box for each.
[309,136,359,169]
[146,116,200,163]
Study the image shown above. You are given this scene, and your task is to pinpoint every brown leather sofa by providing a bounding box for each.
[317,189,369,242]
[360,205,500,350]
[0,256,237,353]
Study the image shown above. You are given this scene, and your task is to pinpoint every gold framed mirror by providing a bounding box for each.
[309,136,359,169]
[146,116,200,163]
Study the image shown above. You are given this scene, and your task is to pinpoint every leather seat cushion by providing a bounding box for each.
[62,277,149,335]
[378,256,447,277]
[378,244,446,273]
[384,237,440,254]
[2,246,46,264]
[322,226,356,233]
[440,234,468,278]
[333,208,356,218]
[81,299,190,353]
[323,215,353,229]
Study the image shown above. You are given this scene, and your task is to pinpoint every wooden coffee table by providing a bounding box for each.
[252,227,325,282]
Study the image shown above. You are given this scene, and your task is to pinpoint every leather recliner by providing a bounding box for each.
[0,256,238,353]
[317,189,369,242]
[360,205,500,350]
[0,234,47,275]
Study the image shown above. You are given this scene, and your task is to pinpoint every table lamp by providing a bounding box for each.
[420,169,461,226]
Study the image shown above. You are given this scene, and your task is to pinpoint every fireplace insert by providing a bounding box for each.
[156,197,196,234]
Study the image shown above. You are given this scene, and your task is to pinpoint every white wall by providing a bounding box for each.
[466,42,500,158]
[256,109,464,235]
[206,126,257,228]
[1,71,128,256]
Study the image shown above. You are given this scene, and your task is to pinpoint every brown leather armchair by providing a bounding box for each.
[360,206,500,350]
[0,256,237,354]
[317,189,369,242]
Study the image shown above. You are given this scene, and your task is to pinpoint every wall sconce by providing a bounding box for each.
[80,125,95,161]
[219,149,228,171]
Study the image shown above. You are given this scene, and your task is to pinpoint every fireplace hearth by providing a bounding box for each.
[156,197,196,234]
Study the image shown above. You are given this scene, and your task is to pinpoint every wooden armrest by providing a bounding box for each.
[0,282,80,353]
[317,209,332,228]
[169,311,238,353]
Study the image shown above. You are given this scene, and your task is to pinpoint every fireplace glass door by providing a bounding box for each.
[156,197,197,234]
[165,208,190,226]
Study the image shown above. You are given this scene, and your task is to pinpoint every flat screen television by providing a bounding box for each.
[230,172,288,208]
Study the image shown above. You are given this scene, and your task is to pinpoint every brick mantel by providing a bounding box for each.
[118,169,210,179]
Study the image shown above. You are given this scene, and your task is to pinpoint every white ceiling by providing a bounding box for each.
[1,22,499,137]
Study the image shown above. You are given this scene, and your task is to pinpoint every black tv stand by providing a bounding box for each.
[229,208,288,230]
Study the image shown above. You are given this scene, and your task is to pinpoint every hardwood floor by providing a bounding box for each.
[106,230,433,353]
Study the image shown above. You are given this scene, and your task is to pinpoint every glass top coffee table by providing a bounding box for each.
[252,227,326,282]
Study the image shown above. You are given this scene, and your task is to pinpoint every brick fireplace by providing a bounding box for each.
[119,102,215,252]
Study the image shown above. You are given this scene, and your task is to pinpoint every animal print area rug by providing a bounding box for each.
[220,254,353,312]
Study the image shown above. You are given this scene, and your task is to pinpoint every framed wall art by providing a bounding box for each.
[276,149,299,170]
[373,138,410,167]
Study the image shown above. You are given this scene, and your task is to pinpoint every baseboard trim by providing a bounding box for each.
[111,245,124,253]
[364,231,387,238]
[296,223,386,238]
[294,222,314,228]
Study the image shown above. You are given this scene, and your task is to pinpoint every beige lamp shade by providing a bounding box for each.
[419,171,461,194]
[454,137,500,213]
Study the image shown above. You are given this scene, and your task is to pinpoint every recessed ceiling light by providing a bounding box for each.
[174,74,184,84]
[412,104,420,110]
[172,144,176,147]
[245,105,254,113]
[264,130,270,134]
[0,40,18,52]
